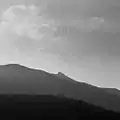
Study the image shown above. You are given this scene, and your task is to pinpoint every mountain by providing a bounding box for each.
[0,64,120,112]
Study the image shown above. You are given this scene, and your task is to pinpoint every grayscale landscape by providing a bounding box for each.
[0,0,119,119]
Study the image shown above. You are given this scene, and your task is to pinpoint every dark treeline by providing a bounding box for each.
[0,94,119,119]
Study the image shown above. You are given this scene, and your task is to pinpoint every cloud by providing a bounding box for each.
[1,4,56,40]
[53,17,105,35]
[45,0,120,33]
[0,4,59,57]
[54,15,120,33]
[67,17,105,32]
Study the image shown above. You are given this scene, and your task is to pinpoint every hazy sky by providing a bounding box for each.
[0,0,120,88]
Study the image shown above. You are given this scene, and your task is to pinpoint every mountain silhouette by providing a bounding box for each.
[0,94,119,119]
[0,64,120,112]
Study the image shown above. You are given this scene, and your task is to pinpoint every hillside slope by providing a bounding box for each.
[0,64,120,112]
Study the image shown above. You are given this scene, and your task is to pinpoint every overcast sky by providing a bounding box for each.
[0,0,120,88]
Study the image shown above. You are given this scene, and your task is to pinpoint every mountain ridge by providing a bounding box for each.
[0,64,120,112]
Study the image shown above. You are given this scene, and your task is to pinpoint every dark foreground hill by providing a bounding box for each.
[0,94,119,119]
[0,64,120,112]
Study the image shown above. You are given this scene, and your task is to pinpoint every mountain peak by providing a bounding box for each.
[57,72,66,76]
[57,72,70,79]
